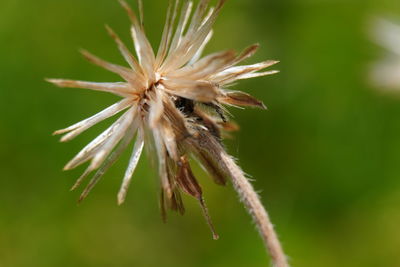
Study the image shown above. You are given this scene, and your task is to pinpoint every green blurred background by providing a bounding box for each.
[1,0,400,266]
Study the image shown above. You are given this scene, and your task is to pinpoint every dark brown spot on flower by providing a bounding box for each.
[174,97,195,115]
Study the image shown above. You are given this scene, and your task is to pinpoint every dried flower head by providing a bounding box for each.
[48,1,288,266]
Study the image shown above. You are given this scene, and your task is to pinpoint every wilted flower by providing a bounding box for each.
[48,1,288,265]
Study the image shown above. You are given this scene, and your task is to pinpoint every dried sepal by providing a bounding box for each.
[176,156,202,198]
[192,107,222,139]
[191,143,228,186]
[219,91,267,109]
[219,121,240,132]
[176,156,218,240]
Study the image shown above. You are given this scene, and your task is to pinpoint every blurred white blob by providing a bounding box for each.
[369,18,400,90]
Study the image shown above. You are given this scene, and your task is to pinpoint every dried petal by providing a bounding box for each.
[231,44,259,66]
[75,122,137,200]
[80,50,141,86]
[169,0,194,54]
[161,122,179,161]
[89,107,136,171]
[169,50,236,79]
[63,114,126,171]
[47,79,134,96]
[188,30,213,65]
[155,0,180,68]
[161,78,218,102]
[54,98,133,142]
[118,129,145,205]
[148,89,165,128]
[105,25,143,75]
[212,60,279,85]
[161,0,226,72]
[153,127,172,198]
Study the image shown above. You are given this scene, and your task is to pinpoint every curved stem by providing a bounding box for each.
[219,151,289,267]
[192,133,289,266]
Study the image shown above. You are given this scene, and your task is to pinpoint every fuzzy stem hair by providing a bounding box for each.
[219,151,289,267]
[194,134,289,267]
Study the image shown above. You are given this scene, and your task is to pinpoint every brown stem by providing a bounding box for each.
[219,151,289,267]
[193,134,289,267]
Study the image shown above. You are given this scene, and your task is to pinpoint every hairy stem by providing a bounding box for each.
[192,133,289,266]
[219,151,289,267]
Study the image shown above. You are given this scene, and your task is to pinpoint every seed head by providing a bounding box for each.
[48,0,279,239]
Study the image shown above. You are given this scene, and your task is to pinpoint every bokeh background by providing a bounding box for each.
[1,0,400,266]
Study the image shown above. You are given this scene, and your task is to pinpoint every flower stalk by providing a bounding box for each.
[48,0,289,265]
[190,131,289,267]
[221,152,289,267]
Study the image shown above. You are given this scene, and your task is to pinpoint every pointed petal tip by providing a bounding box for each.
[63,165,72,171]
[88,152,106,172]
[70,185,80,192]
[226,49,237,58]
[217,0,228,8]
[79,49,98,61]
[77,196,85,204]
[261,102,268,110]
[117,195,125,206]
[104,23,112,31]
[104,25,121,43]
[45,78,55,83]
[118,0,139,24]
[79,49,90,57]
[105,24,116,36]
[59,135,70,143]
[70,180,82,191]
[79,49,96,63]
[262,60,280,67]
[53,129,67,136]
[118,0,128,8]
[198,197,219,241]
[247,43,260,51]
[46,79,63,87]
[78,190,91,204]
